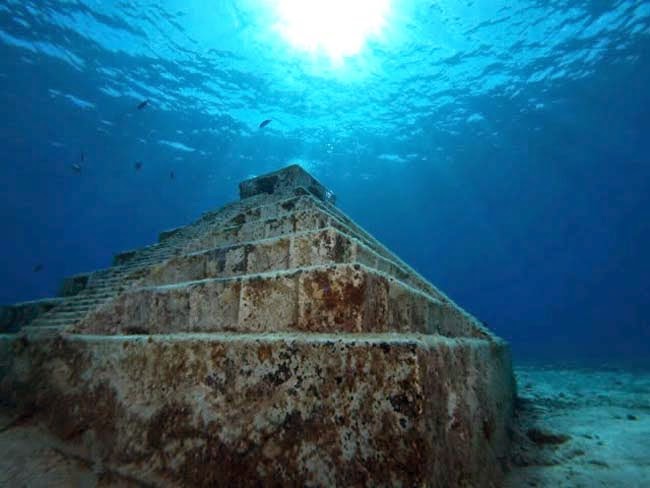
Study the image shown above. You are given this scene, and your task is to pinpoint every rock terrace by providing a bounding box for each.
[0,165,515,487]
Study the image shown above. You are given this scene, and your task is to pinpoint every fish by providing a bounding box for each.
[80,151,85,163]
[33,264,43,273]
[137,99,149,110]
[134,161,143,171]
[71,163,82,174]
[259,119,272,128]
[170,171,175,180]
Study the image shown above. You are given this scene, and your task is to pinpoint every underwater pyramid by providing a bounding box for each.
[0,165,515,487]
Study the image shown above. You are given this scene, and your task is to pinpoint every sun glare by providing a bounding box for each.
[271,0,391,62]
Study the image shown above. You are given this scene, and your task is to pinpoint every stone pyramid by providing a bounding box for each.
[0,165,515,487]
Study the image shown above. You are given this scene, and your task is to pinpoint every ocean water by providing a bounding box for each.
[1,2,650,485]
[2,1,650,365]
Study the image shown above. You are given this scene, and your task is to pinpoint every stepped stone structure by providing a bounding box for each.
[0,165,515,487]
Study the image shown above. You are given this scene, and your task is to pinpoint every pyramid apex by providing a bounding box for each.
[239,165,336,205]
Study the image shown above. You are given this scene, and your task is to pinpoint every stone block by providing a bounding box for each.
[58,273,90,297]
[146,228,358,286]
[0,298,64,333]
[298,265,376,332]
[158,226,184,242]
[75,264,487,338]
[291,228,355,268]
[80,287,190,335]
[189,280,240,332]
[0,333,514,487]
[240,274,298,332]
[113,249,137,266]
[246,238,290,274]
[224,195,315,228]
[145,253,207,285]
[239,164,336,205]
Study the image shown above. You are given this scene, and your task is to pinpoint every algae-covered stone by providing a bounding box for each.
[1,333,514,487]
[0,165,515,487]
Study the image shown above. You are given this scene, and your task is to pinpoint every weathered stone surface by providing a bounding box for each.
[71,264,489,339]
[0,333,514,488]
[159,226,184,242]
[144,227,444,301]
[0,298,64,333]
[113,249,138,266]
[58,273,90,297]
[239,164,336,205]
[0,165,515,486]
[184,194,450,302]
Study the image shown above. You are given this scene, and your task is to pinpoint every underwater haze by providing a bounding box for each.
[1,0,649,365]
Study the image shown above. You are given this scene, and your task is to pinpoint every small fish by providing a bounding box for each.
[33,264,43,273]
[80,151,85,163]
[170,170,175,180]
[71,163,82,174]
[137,99,149,110]
[259,119,272,128]
[134,161,143,171]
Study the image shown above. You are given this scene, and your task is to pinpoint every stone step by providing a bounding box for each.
[112,247,174,267]
[193,187,307,229]
[22,325,65,331]
[100,189,313,281]
[40,192,439,332]
[0,330,513,487]
[58,297,112,308]
[50,291,110,313]
[19,325,65,338]
[212,190,452,308]
[58,273,92,298]
[28,317,78,328]
[107,188,311,272]
[196,191,339,236]
[0,298,65,333]
[215,194,323,230]
[87,288,120,295]
[186,195,342,249]
[112,227,195,257]
[75,288,117,296]
[53,268,154,312]
[70,263,491,340]
[93,273,127,281]
[30,308,89,322]
[141,227,446,303]
[54,310,94,319]
[53,311,88,319]
[94,277,124,283]
[40,192,445,337]
[184,199,448,302]
[57,299,108,309]
[321,200,454,304]
[21,287,122,329]
[288,197,451,303]
[183,202,343,253]
[158,226,185,242]
[83,290,119,298]
[261,193,452,306]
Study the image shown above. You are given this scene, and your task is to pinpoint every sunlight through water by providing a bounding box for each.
[269,0,392,62]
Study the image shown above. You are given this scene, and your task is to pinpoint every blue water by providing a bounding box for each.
[1,0,649,364]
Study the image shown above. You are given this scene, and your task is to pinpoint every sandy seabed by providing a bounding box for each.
[505,364,650,487]
[1,364,648,487]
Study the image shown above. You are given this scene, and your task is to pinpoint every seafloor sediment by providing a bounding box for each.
[505,365,650,487]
